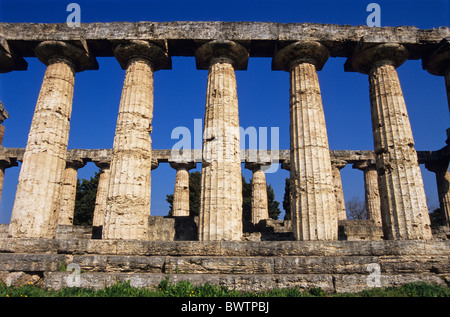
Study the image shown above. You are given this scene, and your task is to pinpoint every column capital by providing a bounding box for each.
[65,159,86,170]
[425,159,450,174]
[34,40,98,72]
[423,38,450,76]
[281,159,290,171]
[345,42,408,74]
[195,40,249,70]
[169,161,196,171]
[0,157,18,169]
[0,38,27,73]
[272,41,329,72]
[113,40,172,71]
[352,159,377,171]
[0,101,8,124]
[244,161,271,172]
[331,159,347,170]
[151,158,160,170]
[93,160,111,170]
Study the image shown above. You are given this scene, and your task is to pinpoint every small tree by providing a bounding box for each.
[346,196,367,220]
[242,176,252,221]
[283,178,291,220]
[267,184,281,220]
[188,171,201,216]
[73,170,100,226]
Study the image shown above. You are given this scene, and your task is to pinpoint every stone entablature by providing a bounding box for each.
[0,22,448,60]
[0,147,448,165]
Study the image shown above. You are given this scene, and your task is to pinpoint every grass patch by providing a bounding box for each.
[1,279,449,297]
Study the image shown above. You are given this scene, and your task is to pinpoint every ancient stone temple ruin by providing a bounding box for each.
[0,21,449,293]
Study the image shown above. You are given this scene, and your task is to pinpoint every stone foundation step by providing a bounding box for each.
[1,239,449,293]
[22,271,450,294]
[0,252,449,275]
[1,238,449,257]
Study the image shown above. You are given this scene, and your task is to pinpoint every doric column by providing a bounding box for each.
[353,160,382,226]
[0,102,9,146]
[245,162,270,225]
[195,40,249,241]
[57,160,85,225]
[422,38,450,112]
[0,102,11,201]
[91,161,110,239]
[0,159,17,202]
[102,40,171,240]
[331,159,347,221]
[425,160,450,227]
[347,42,432,240]
[8,41,96,238]
[169,161,196,216]
[273,41,337,241]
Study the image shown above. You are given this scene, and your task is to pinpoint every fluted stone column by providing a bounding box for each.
[245,162,270,224]
[425,161,450,227]
[102,40,171,240]
[0,162,7,202]
[58,160,85,225]
[0,102,8,146]
[0,159,17,202]
[0,103,10,201]
[169,161,196,217]
[422,38,450,112]
[273,41,337,241]
[353,160,383,226]
[347,42,432,240]
[195,40,249,241]
[331,159,347,221]
[91,162,110,239]
[9,41,96,238]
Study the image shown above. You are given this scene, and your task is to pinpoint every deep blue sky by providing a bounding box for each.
[0,0,449,223]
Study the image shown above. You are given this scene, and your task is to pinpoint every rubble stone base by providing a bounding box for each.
[0,237,448,293]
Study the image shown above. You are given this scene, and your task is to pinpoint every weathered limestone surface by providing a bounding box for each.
[196,40,248,241]
[422,38,450,112]
[8,41,95,239]
[348,42,433,240]
[1,237,449,256]
[0,238,448,293]
[169,162,196,217]
[426,161,450,227]
[0,102,9,145]
[331,160,347,221]
[1,22,448,60]
[40,271,445,294]
[273,41,337,241]
[245,162,270,224]
[58,161,85,225]
[353,160,383,226]
[0,21,449,295]
[103,40,170,241]
[0,37,27,73]
[91,163,110,238]
[1,146,442,167]
[338,220,384,241]
[0,107,16,201]
[147,216,198,241]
